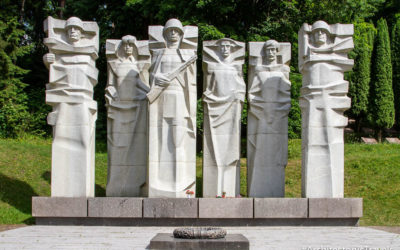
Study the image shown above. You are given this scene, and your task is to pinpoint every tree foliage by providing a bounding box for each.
[368,18,395,139]
[0,2,32,137]
[347,22,376,130]
[0,0,398,139]
[392,15,400,127]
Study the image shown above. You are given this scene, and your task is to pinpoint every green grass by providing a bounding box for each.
[0,137,399,226]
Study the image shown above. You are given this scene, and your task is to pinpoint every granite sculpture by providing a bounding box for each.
[202,38,246,198]
[298,21,354,198]
[247,40,291,197]
[43,16,99,197]
[147,19,198,197]
[105,35,150,197]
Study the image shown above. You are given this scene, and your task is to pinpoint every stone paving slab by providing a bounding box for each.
[143,198,198,218]
[32,197,87,217]
[0,226,399,249]
[149,233,249,249]
[254,198,308,218]
[308,198,363,218]
[199,198,253,218]
[88,197,142,218]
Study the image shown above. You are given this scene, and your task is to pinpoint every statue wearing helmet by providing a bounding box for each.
[147,19,198,198]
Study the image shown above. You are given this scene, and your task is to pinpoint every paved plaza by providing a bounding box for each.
[0,226,399,249]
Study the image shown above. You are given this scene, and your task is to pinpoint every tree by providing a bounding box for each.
[392,15,400,127]
[369,18,395,142]
[0,14,31,137]
[347,22,376,132]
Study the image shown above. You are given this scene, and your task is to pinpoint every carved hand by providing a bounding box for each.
[106,86,119,102]
[235,91,245,101]
[43,53,55,68]
[154,74,170,87]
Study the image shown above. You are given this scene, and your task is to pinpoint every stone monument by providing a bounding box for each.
[43,16,99,197]
[147,19,198,197]
[202,38,246,198]
[105,35,150,197]
[298,21,354,198]
[247,40,291,197]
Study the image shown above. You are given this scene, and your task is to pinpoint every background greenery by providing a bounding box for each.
[0,0,399,144]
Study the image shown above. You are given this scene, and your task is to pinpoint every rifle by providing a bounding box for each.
[147,55,197,103]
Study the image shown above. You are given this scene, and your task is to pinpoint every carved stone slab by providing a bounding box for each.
[299,21,354,198]
[149,233,249,250]
[247,40,291,197]
[105,36,150,197]
[202,38,246,198]
[361,137,378,144]
[385,137,400,144]
[88,197,143,218]
[43,16,99,197]
[146,19,198,198]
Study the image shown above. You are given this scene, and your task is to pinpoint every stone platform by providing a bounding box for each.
[32,197,362,226]
[149,233,249,250]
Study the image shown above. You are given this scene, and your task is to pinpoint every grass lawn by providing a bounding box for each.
[0,136,399,226]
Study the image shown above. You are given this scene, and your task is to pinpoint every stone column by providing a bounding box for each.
[247,40,291,197]
[43,16,99,197]
[298,21,354,198]
[202,38,246,197]
[147,19,198,198]
[105,36,150,197]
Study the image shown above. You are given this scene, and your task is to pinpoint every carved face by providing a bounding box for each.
[124,43,133,56]
[313,29,327,46]
[67,26,82,43]
[265,46,277,63]
[219,41,232,58]
[166,28,182,43]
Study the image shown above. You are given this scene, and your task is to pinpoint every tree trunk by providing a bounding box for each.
[19,0,26,24]
[59,0,65,19]
[377,129,382,143]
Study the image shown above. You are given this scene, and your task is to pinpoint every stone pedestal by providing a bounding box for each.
[149,233,249,250]
[32,197,363,226]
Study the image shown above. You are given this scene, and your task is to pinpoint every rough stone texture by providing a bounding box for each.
[254,198,307,218]
[199,198,253,218]
[247,40,291,198]
[32,197,87,217]
[308,198,363,218]
[299,21,354,198]
[105,36,150,197]
[147,19,198,198]
[143,198,198,218]
[88,198,142,218]
[43,16,99,197]
[149,233,249,250]
[202,38,246,198]
[173,227,226,239]
[361,137,378,144]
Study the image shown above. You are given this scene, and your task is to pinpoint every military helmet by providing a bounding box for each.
[311,20,330,33]
[65,17,84,30]
[163,18,184,36]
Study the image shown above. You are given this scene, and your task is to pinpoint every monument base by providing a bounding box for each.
[149,233,249,250]
[32,197,363,226]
